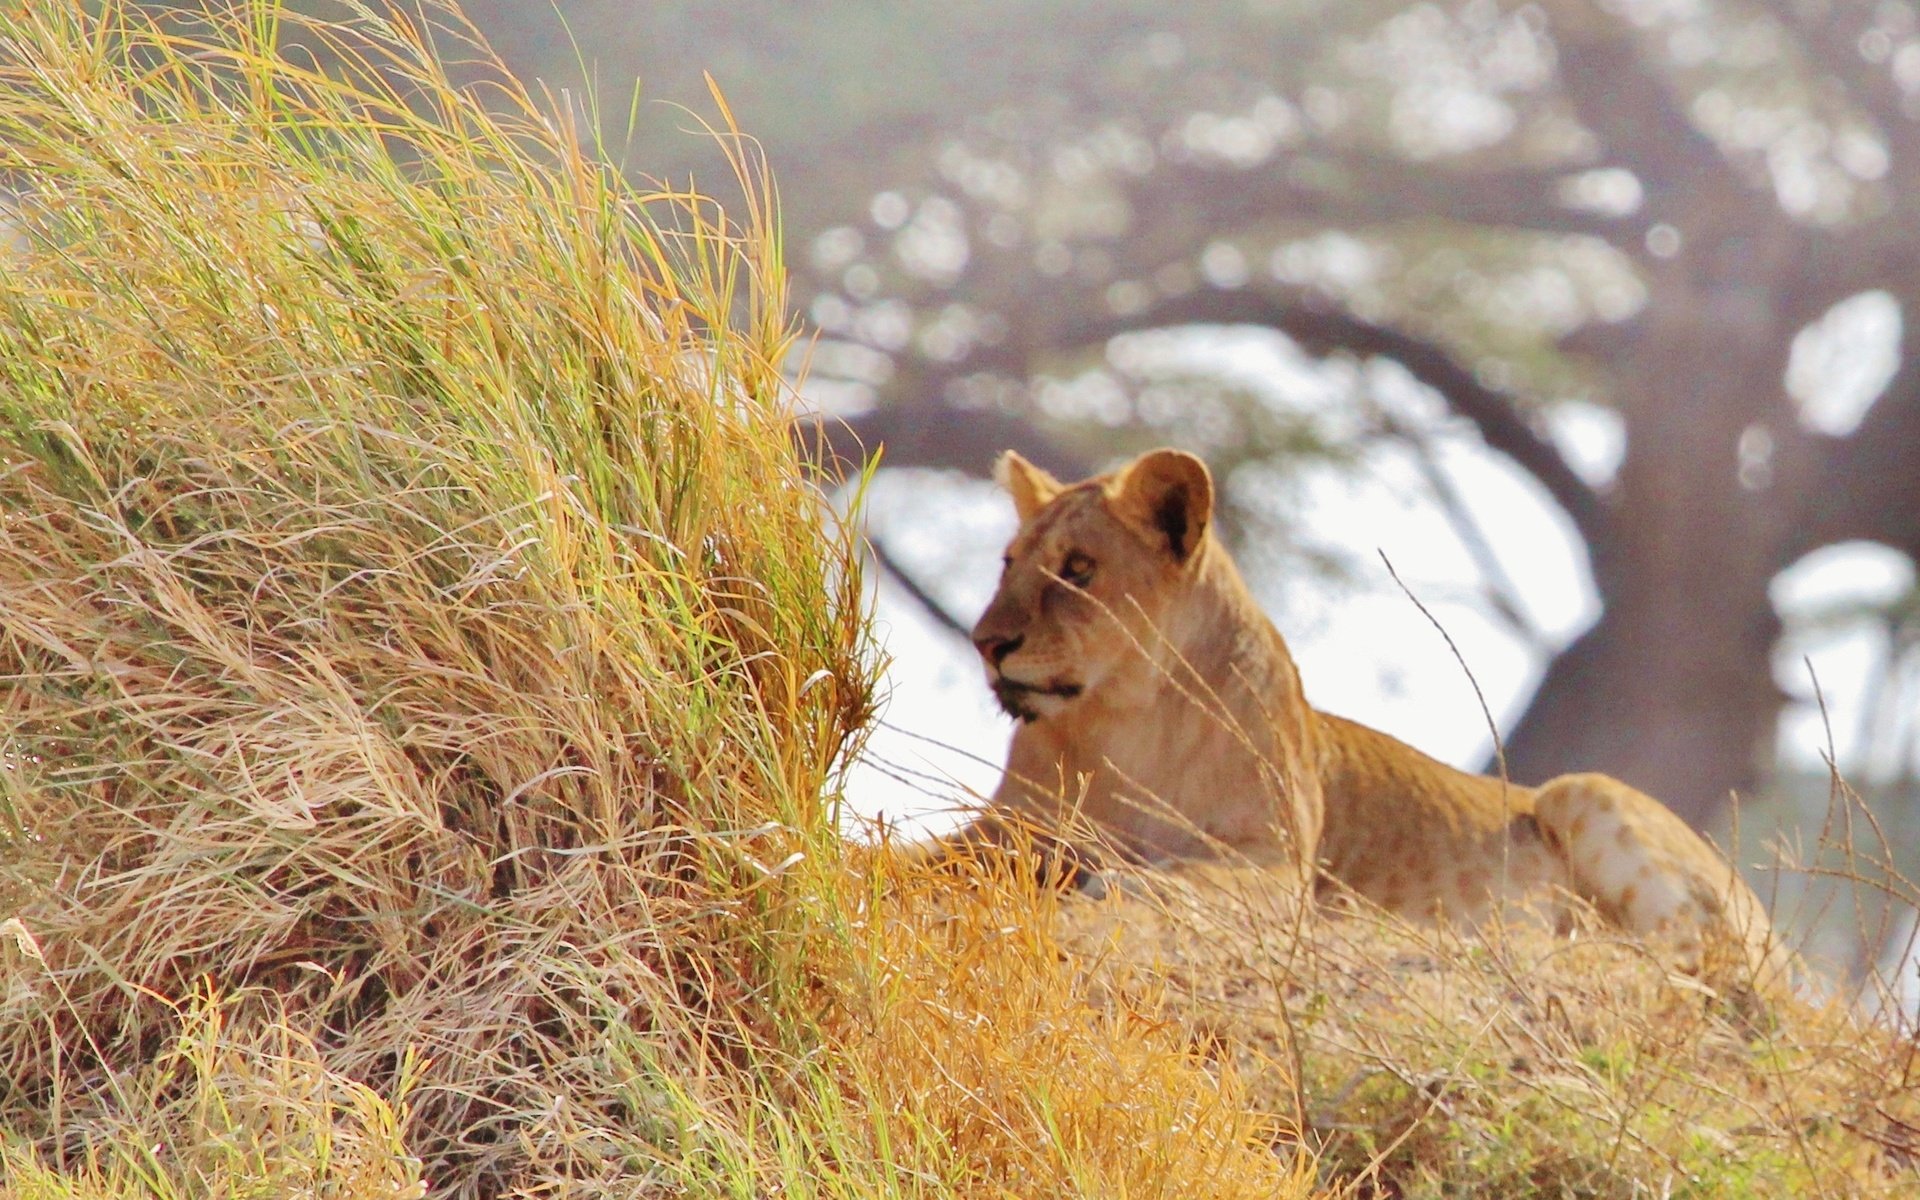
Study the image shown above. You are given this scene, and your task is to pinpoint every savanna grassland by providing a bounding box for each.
[0,4,1913,1198]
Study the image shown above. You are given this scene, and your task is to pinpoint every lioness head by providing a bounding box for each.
[972,448,1214,721]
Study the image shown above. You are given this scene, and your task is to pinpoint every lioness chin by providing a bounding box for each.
[946,445,1789,995]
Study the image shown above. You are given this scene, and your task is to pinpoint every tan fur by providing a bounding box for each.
[957,447,1791,994]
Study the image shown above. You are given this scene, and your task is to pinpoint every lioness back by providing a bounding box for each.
[1313,715,1564,923]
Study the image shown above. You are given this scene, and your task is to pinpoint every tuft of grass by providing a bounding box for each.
[0,977,425,1200]
[0,0,867,1189]
[821,849,1312,1199]
[0,4,1309,1196]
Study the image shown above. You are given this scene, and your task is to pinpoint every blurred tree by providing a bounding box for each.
[307,2,1920,826]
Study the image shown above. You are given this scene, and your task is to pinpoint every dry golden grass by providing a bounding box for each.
[1052,841,1920,1198]
[823,851,1312,1199]
[0,4,1313,1197]
[0,966,425,1200]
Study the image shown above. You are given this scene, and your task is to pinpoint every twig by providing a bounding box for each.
[1373,407,1548,654]
[867,531,972,640]
[1379,551,1509,786]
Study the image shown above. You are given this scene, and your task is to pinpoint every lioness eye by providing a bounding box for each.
[1061,552,1095,587]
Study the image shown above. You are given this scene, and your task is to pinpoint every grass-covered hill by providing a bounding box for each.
[0,3,1293,1196]
[1064,857,1920,1197]
[0,4,1914,1198]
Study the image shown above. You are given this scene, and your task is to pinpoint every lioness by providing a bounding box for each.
[953,446,1785,991]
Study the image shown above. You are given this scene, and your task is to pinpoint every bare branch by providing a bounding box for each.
[1761,0,1920,182]
[1376,414,1550,653]
[1546,4,1760,225]
[868,531,974,641]
[1119,147,1640,250]
[913,285,1614,560]
[1266,306,1611,558]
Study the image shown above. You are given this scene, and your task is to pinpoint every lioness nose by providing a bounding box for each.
[973,632,1023,667]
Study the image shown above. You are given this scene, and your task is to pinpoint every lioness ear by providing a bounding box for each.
[994,450,1064,522]
[1108,449,1213,563]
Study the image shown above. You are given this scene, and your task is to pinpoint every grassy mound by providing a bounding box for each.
[0,4,1301,1196]
[1062,859,1920,1197]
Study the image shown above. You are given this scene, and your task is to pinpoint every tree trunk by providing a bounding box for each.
[1499,255,1798,828]
[1501,595,1783,830]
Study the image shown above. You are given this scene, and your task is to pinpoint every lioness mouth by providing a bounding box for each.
[991,677,1082,722]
